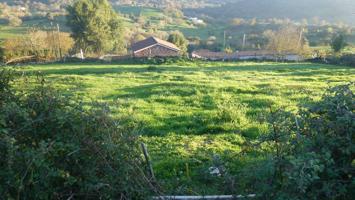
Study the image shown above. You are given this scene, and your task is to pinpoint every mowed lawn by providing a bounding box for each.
[15,61,355,194]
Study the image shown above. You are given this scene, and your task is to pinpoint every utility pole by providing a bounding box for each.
[223,31,226,49]
[297,28,304,49]
[242,34,246,50]
[57,24,62,60]
[50,22,57,59]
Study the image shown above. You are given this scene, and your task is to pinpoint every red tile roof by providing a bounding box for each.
[236,50,275,56]
[192,50,300,60]
[131,37,180,53]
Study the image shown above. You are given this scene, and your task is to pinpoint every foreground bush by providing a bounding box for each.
[0,70,150,199]
[334,54,355,67]
[309,54,355,67]
[241,84,354,199]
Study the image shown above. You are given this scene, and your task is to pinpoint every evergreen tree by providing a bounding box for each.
[66,0,125,55]
[331,33,347,53]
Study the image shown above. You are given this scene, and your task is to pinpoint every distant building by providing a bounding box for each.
[236,50,275,60]
[191,50,237,60]
[19,7,27,12]
[131,37,181,58]
[189,17,205,25]
[191,50,303,61]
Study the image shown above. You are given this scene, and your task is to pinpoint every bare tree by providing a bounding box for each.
[264,26,310,60]
[2,28,74,63]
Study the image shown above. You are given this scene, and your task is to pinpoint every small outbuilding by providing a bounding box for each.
[191,50,303,61]
[131,37,181,58]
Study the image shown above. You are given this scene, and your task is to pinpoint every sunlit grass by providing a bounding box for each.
[14,61,355,194]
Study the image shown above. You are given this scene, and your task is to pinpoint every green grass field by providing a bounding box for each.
[12,61,355,194]
[0,25,27,39]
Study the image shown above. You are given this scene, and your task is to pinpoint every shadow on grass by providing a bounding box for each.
[28,65,196,76]
[103,82,203,100]
[223,86,272,95]
[25,62,352,78]
[242,98,275,109]
[141,114,227,136]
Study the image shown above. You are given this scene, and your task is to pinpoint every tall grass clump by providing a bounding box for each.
[216,94,249,127]
[0,70,151,199]
[216,93,261,138]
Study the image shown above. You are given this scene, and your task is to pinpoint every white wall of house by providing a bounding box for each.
[285,54,302,61]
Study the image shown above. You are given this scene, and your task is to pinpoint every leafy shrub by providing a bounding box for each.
[0,46,4,64]
[309,54,355,67]
[0,70,151,199]
[250,84,355,199]
[217,101,249,126]
[334,54,355,67]
[216,94,250,136]
[217,94,247,124]
[331,33,347,53]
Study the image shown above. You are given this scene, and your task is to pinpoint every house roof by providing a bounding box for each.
[191,50,238,59]
[131,37,180,53]
[192,49,300,57]
[192,49,300,60]
[236,50,275,56]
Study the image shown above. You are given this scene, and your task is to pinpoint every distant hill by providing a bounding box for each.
[0,0,72,6]
[2,0,355,27]
[185,0,355,25]
[0,0,225,8]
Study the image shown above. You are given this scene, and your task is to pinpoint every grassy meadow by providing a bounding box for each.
[11,61,355,194]
[0,25,27,39]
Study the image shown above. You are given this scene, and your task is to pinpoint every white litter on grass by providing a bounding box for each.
[153,194,257,199]
[209,167,221,176]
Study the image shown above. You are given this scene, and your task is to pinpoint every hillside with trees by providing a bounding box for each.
[2,0,355,25]
[185,0,355,26]
[0,0,229,10]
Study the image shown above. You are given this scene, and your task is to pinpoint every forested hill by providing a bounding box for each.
[0,0,231,18]
[2,0,355,25]
[0,0,72,6]
[0,0,231,8]
[185,0,355,25]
